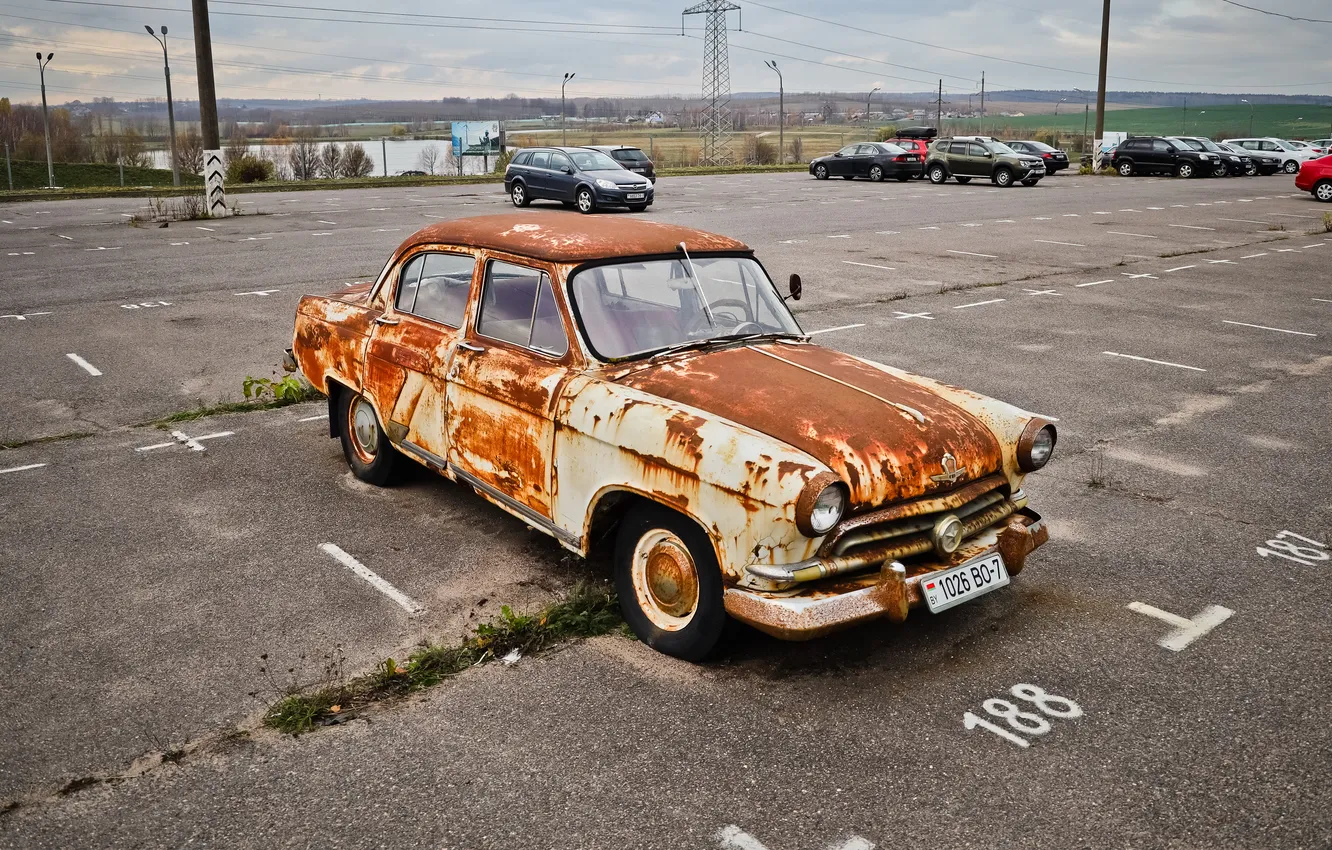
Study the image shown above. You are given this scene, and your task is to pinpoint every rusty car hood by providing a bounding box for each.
[612,342,1004,508]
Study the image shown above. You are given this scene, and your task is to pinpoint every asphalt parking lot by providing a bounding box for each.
[2,170,1330,849]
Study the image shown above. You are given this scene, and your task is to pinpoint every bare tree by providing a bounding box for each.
[418,143,441,175]
[318,142,342,179]
[177,126,204,175]
[288,130,320,180]
[340,143,375,178]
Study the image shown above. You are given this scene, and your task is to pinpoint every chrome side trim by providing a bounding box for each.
[397,439,447,469]
[449,464,581,548]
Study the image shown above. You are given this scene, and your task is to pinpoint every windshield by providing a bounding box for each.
[569,256,803,360]
[1026,141,1057,152]
[569,150,623,171]
[1173,137,1205,151]
[985,141,1019,155]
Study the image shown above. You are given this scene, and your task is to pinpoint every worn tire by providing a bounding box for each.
[928,164,948,184]
[337,390,399,486]
[576,187,597,214]
[955,176,972,184]
[993,167,1014,187]
[614,503,726,662]
[869,165,884,181]
[1177,162,1195,179]
[1283,159,1300,174]
[1117,160,1134,176]
[1314,180,1332,203]
[814,163,829,180]
[510,181,530,207]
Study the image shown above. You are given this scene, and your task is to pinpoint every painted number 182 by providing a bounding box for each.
[1256,530,1328,567]
[962,684,1082,748]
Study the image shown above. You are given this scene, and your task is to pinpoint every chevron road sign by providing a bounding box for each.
[204,150,230,218]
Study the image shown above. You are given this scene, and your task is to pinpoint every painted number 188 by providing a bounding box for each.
[962,684,1082,748]
[1256,530,1328,567]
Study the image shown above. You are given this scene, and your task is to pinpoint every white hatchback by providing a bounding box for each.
[1222,137,1321,174]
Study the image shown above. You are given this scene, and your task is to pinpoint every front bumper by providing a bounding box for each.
[723,507,1048,640]
[594,185,655,206]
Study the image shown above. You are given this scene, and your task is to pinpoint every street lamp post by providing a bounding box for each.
[1074,87,1090,158]
[1241,99,1252,136]
[866,84,880,127]
[35,52,54,188]
[765,60,782,163]
[1055,97,1068,116]
[145,26,180,186]
[561,72,575,146]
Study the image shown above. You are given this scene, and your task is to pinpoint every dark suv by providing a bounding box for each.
[1110,136,1219,178]
[505,147,654,214]
[586,145,656,182]
[925,137,1046,187]
[1174,136,1251,176]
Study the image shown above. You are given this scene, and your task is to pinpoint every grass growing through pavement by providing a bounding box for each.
[0,430,97,450]
[265,582,621,735]
[147,376,324,427]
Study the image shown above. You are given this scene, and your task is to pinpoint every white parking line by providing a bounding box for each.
[1218,218,1268,225]
[1062,213,1080,217]
[1270,213,1317,219]
[806,323,865,335]
[196,226,215,232]
[1163,265,1196,273]
[1106,231,1159,239]
[842,261,895,271]
[946,250,998,258]
[892,311,933,320]
[1121,272,1158,279]
[57,234,73,240]
[826,234,851,238]
[1075,279,1114,287]
[316,220,337,225]
[954,298,1005,309]
[0,463,47,475]
[320,543,424,615]
[1304,242,1325,249]
[1240,252,1268,259]
[1103,351,1205,372]
[1222,320,1317,337]
[1023,289,1060,296]
[171,429,234,451]
[1168,224,1215,231]
[1034,239,1085,247]
[66,353,102,376]
[235,289,280,296]
[1128,602,1233,652]
[1313,298,1332,304]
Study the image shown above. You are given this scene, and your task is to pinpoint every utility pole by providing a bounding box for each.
[191,0,220,149]
[4,142,12,190]
[145,26,180,186]
[979,71,985,135]
[683,0,740,165]
[1094,0,1110,154]
[765,60,782,163]
[36,52,54,189]
[561,72,575,146]
[937,80,943,129]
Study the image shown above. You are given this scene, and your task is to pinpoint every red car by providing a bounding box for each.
[1295,154,1332,202]
[883,127,936,179]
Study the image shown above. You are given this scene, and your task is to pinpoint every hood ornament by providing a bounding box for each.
[930,452,967,486]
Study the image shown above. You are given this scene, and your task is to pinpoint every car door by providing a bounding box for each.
[364,249,477,464]
[1154,139,1179,172]
[966,142,992,176]
[524,150,551,198]
[828,145,858,176]
[855,144,882,176]
[548,151,577,201]
[445,257,575,521]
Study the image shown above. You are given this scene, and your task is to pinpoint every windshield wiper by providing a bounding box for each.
[647,331,806,360]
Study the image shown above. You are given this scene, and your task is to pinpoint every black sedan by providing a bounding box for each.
[1004,140,1071,172]
[809,142,923,182]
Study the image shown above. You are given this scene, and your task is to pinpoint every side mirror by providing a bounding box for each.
[1166,146,1176,153]
[833,151,843,157]
[788,273,802,302]
[983,151,993,158]
[563,166,574,174]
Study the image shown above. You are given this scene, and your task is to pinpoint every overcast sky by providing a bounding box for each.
[1,0,1330,106]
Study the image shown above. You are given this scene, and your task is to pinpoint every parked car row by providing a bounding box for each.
[1110,135,1322,179]
[809,129,1070,188]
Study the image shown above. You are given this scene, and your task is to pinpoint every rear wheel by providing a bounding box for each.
[1177,162,1195,178]
[1117,160,1134,176]
[615,503,726,661]
[1245,162,1258,176]
[576,187,597,214]
[993,167,1014,187]
[928,164,948,184]
[509,181,530,207]
[1213,163,1229,178]
[869,165,884,182]
[1314,180,1332,203]
[338,391,399,486]
[1283,159,1300,174]
[814,163,829,180]
[955,176,972,184]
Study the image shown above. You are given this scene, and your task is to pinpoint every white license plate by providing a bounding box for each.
[627,193,645,200]
[632,168,646,172]
[921,553,1009,613]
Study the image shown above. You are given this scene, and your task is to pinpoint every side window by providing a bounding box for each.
[1261,141,1278,152]
[395,255,425,312]
[512,151,531,166]
[530,150,550,169]
[949,141,968,155]
[1153,139,1172,152]
[478,261,569,357]
[549,152,573,172]
[411,253,475,327]
[968,143,987,157]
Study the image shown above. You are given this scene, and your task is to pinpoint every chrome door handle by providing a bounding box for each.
[375,315,400,325]
[458,341,485,352]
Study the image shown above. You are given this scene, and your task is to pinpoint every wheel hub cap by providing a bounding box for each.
[633,529,699,629]
[351,399,378,456]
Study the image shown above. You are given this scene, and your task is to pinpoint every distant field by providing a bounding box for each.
[953,104,1332,141]
[2,159,202,191]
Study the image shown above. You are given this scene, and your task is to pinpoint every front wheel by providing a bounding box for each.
[955,176,972,184]
[993,168,1014,187]
[1213,164,1229,178]
[576,187,597,214]
[814,164,829,180]
[1117,160,1134,176]
[928,165,947,184]
[1245,163,1258,177]
[1314,180,1332,203]
[1283,160,1300,174]
[869,165,884,182]
[615,503,726,661]
[338,391,399,486]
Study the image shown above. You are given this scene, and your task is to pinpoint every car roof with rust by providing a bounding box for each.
[400,213,751,262]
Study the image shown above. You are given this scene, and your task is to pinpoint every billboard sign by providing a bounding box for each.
[451,121,500,157]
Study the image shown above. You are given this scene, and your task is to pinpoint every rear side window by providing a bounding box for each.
[512,151,532,166]
[411,253,475,327]
[478,261,569,356]
[395,255,425,312]
[530,151,550,169]
[949,141,968,155]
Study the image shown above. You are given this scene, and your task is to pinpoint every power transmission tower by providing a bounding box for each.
[683,0,740,166]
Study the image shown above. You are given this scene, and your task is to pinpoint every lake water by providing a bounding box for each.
[151,138,502,177]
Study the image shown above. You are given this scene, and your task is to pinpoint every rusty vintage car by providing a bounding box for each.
[289,213,1055,660]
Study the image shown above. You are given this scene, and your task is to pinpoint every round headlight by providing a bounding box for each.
[795,472,846,537]
[1017,420,1057,472]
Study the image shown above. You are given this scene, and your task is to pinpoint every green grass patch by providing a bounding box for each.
[1,159,203,192]
[0,430,97,450]
[266,581,621,735]
[148,376,324,427]
[945,103,1332,141]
